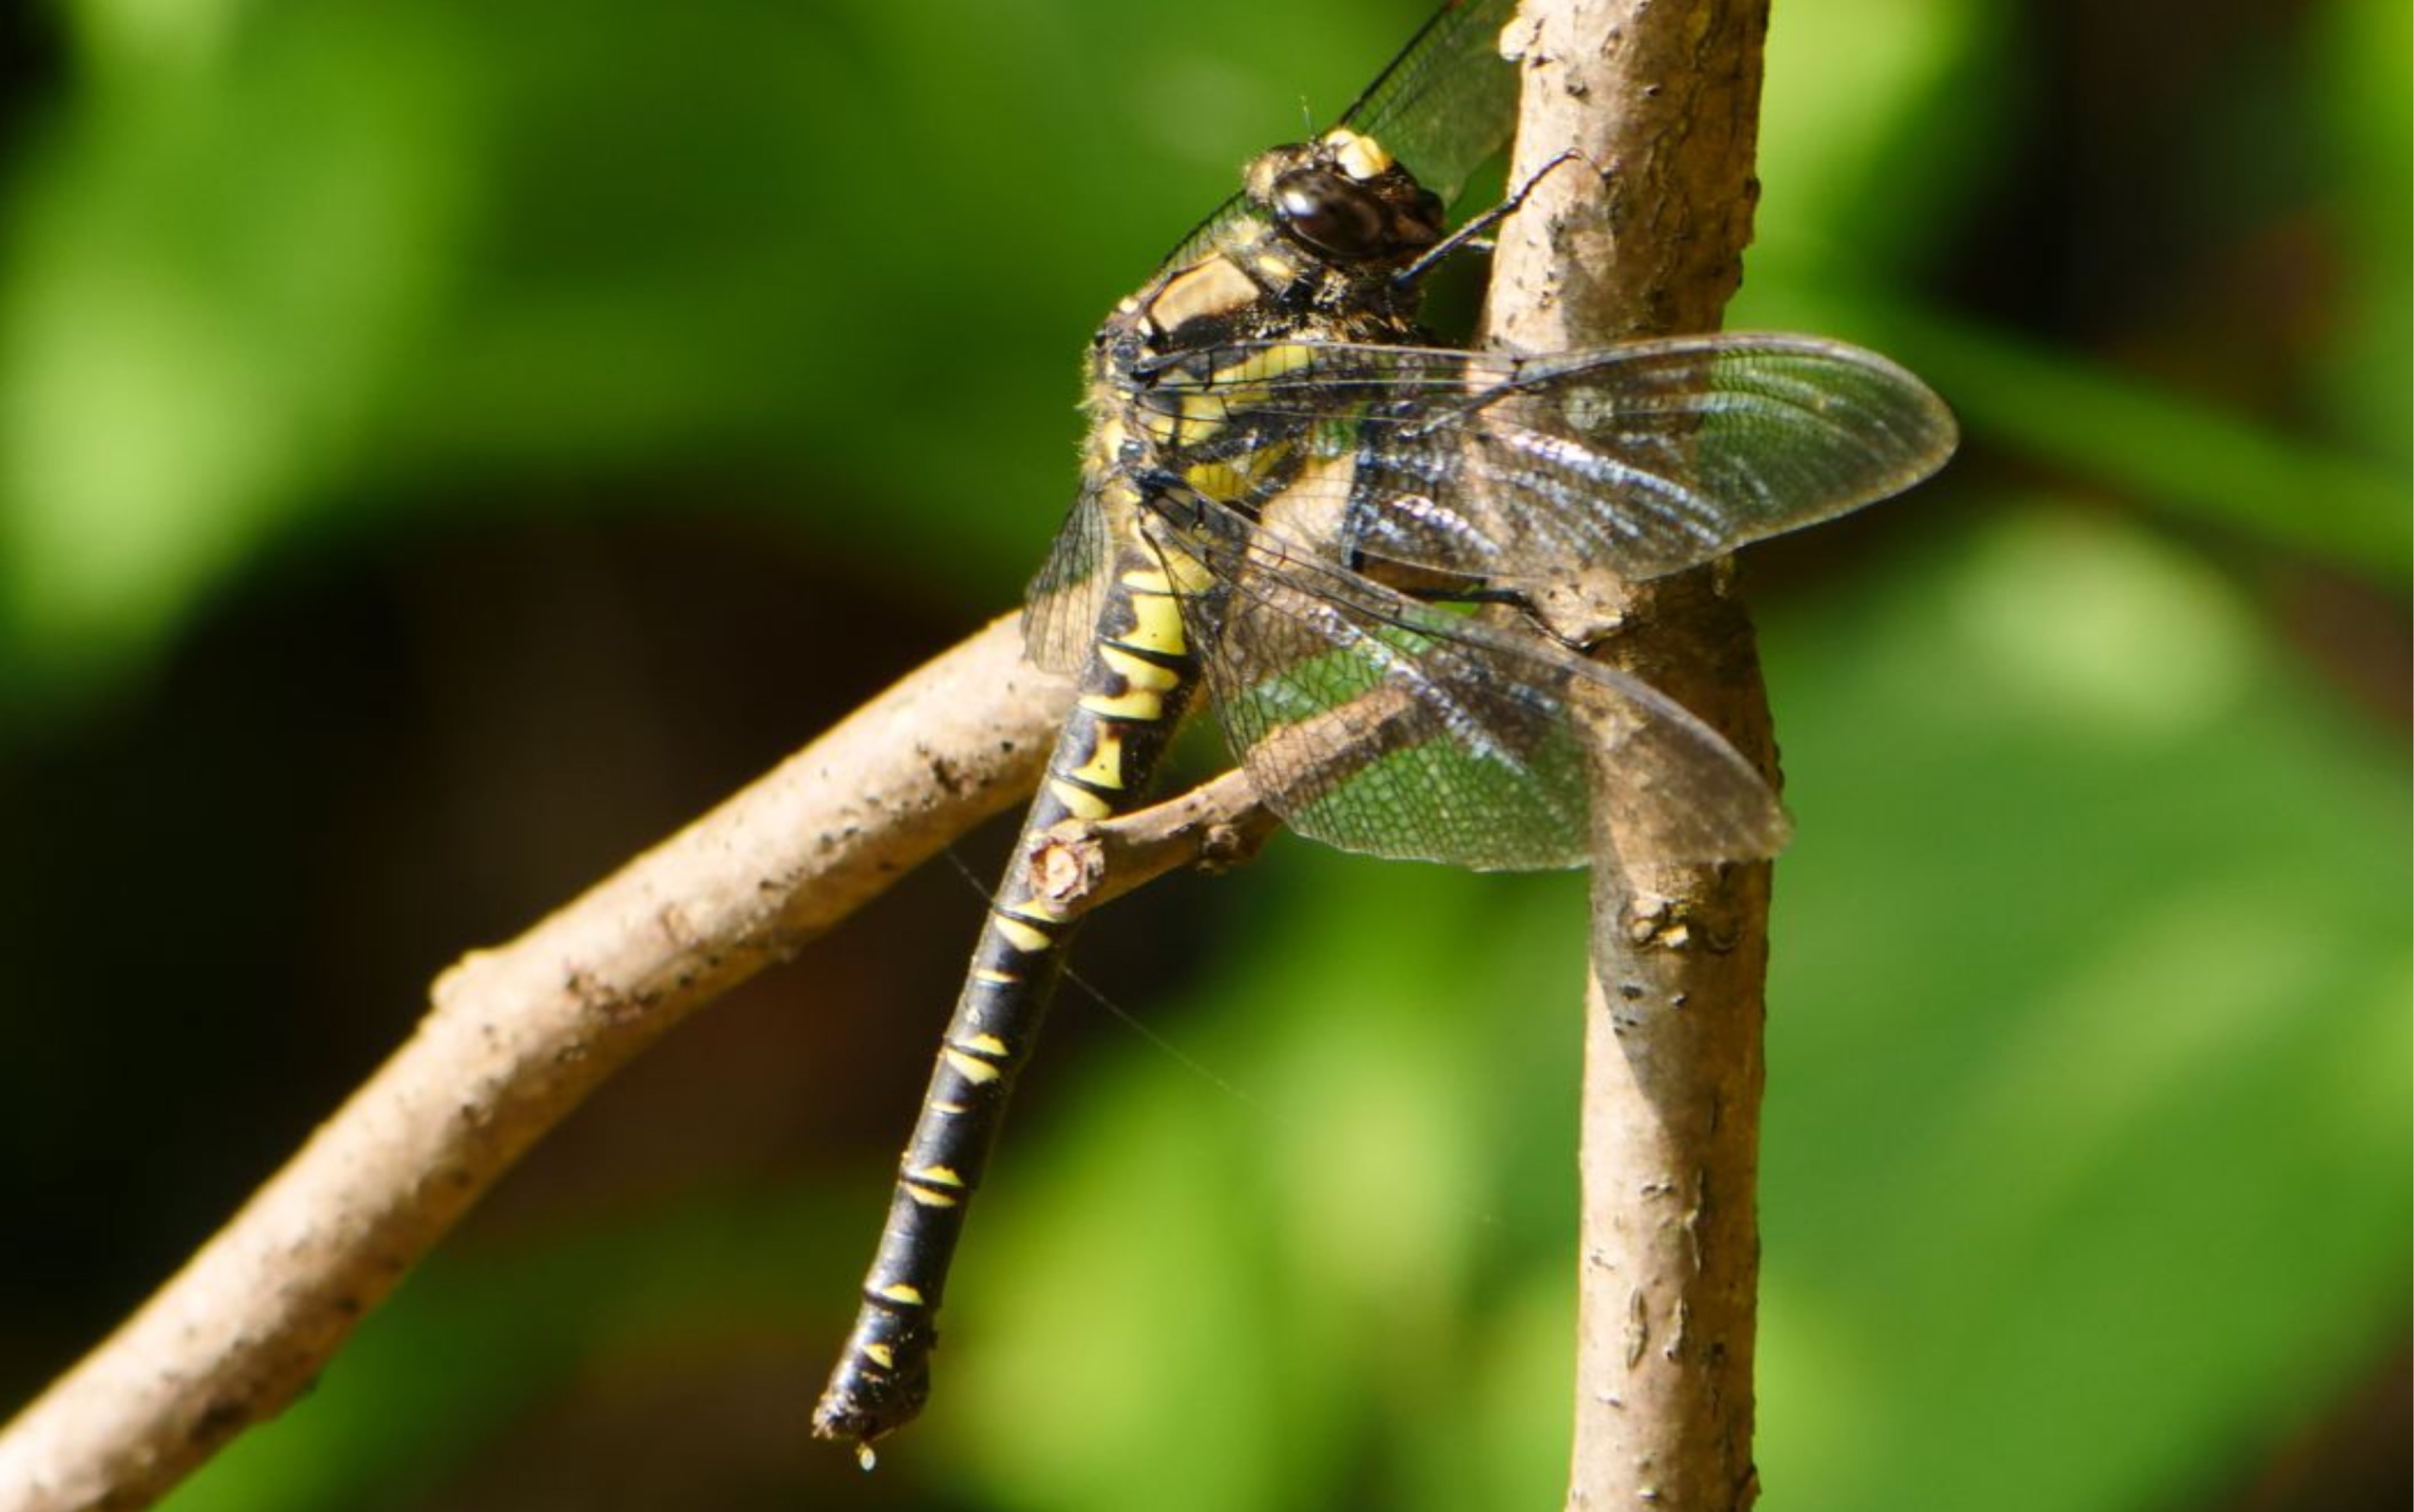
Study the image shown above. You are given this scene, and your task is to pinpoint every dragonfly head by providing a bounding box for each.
[1247,127,1447,270]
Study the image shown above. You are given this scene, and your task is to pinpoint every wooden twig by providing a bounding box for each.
[1025,682,1424,917]
[0,615,1072,1512]
[1027,767,1277,916]
[1485,2,1775,1509]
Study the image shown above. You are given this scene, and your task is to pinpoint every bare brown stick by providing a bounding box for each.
[0,615,1071,1512]
[1485,2,1774,1509]
[1028,767,1276,917]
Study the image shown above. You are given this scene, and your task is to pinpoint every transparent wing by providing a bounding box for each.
[1336,0,1522,204]
[1151,509,1789,871]
[1021,492,1111,675]
[1135,332,1960,584]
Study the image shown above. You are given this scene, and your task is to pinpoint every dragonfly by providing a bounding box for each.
[813,0,1957,1458]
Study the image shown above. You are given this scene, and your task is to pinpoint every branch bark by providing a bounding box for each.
[0,615,1071,1512]
[1485,2,1774,1508]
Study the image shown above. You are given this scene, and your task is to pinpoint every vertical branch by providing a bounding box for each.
[1481,2,1773,1509]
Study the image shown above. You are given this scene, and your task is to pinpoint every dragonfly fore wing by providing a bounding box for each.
[1462,334,1962,581]
[1146,334,1959,588]
[1384,334,1961,583]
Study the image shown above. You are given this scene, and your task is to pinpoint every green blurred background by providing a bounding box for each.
[1,0,2405,1508]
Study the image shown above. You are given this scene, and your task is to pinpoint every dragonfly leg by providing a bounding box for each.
[1390,148,1591,289]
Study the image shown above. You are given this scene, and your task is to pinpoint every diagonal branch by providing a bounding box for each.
[0,615,1072,1512]
[1486,1,1776,1508]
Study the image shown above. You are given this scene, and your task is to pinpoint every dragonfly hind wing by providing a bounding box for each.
[1174,517,1790,871]
[1021,494,1114,676]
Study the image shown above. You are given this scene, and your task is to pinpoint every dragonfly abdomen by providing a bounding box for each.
[813,543,1209,1457]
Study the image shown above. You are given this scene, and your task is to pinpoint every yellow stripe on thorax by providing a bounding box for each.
[1186,435,1297,505]
[1217,342,1317,387]
[1156,345,1317,451]
[1146,256,1259,335]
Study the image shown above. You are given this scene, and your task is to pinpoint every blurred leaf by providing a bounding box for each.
[1757,0,2014,272]
[1754,502,2409,1510]
[1,5,475,688]
[2308,0,2413,466]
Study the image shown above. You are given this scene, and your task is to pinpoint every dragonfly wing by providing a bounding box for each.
[1021,492,1112,676]
[1335,0,1521,206]
[1138,333,1959,585]
[1156,509,1789,870]
[1393,333,1963,582]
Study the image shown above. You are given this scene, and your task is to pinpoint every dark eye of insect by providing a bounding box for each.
[1272,168,1388,258]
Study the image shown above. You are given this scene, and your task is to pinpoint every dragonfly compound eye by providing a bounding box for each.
[1272,167,1390,260]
